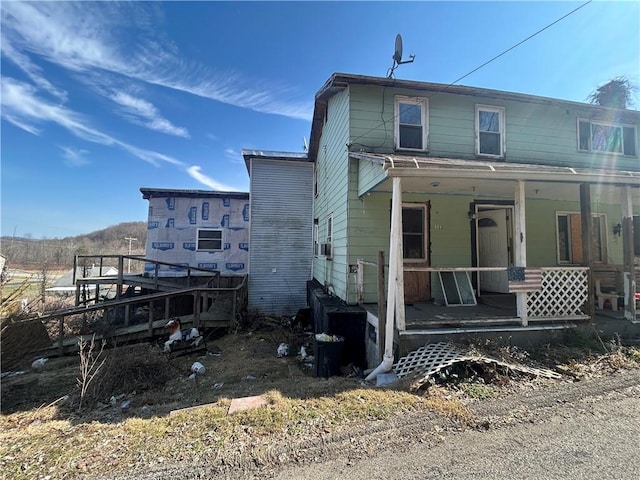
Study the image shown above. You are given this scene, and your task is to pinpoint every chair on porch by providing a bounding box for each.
[595,279,618,311]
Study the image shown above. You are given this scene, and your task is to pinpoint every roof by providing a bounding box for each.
[241,149,309,174]
[140,188,249,199]
[308,72,640,163]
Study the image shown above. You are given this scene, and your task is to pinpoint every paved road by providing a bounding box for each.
[275,379,640,479]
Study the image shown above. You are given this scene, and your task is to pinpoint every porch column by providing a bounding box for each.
[514,181,528,326]
[621,186,637,321]
[580,184,595,320]
[387,177,406,339]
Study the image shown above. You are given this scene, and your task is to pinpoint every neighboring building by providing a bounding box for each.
[47,265,118,295]
[243,150,314,315]
[140,188,250,277]
[305,73,639,358]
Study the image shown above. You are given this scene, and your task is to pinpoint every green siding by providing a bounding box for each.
[312,88,351,299]
[348,84,639,181]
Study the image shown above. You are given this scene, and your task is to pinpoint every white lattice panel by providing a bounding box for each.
[528,268,588,318]
[392,342,560,390]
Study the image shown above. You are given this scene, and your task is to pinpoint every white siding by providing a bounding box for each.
[249,159,314,315]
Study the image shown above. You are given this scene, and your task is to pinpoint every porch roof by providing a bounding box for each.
[351,152,640,203]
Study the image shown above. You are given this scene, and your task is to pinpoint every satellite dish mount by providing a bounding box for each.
[388,34,415,78]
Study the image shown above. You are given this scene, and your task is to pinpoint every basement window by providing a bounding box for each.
[197,229,223,251]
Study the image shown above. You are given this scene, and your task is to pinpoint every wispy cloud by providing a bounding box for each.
[1,76,183,167]
[109,90,190,138]
[59,146,90,167]
[0,2,313,120]
[186,166,237,191]
[224,148,244,164]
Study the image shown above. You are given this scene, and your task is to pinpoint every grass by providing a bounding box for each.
[0,388,469,479]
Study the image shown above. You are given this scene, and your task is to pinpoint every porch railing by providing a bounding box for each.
[356,259,590,327]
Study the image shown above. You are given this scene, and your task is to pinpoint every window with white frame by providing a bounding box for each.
[476,105,505,157]
[402,204,427,260]
[395,96,428,151]
[313,220,319,257]
[578,119,637,156]
[324,214,333,258]
[556,212,606,264]
[197,229,223,251]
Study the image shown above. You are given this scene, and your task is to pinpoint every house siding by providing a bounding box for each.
[248,159,314,315]
[144,192,249,276]
[348,85,639,196]
[312,88,351,299]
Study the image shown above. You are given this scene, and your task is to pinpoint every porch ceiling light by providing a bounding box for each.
[431,181,440,187]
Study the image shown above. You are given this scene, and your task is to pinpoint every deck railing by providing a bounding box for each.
[356,258,590,328]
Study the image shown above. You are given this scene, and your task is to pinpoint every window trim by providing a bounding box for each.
[313,221,319,257]
[402,203,427,263]
[475,104,505,158]
[196,228,223,252]
[577,118,637,156]
[394,95,429,152]
[555,211,607,265]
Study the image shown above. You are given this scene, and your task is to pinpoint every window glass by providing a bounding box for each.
[623,127,636,156]
[479,132,501,156]
[477,106,503,156]
[399,125,423,149]
[197,229,222,251]
[479,111,500,132]
[395,97,427,151]
[592,124,622,153]
[402,207,424,259]
[399,103,421,125]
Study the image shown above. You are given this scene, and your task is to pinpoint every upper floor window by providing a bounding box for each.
[476,105,505,158]
[197,229,223,251]
[395,96,428,151]
[578,119,636,156]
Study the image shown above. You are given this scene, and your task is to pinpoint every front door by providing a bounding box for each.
[478,208,512,293]
[402,203,430,303]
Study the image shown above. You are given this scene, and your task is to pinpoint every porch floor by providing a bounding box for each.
[364,293,522,329]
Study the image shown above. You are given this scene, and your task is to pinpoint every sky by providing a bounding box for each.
[1,1,638,240]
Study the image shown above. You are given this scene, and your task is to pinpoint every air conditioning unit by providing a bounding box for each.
[320,243,332,258]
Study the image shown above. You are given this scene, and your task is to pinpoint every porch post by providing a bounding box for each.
[514,181,528,326]
[385,177,404,357]
[621,186,637,321]
[580,183,595,321]
[392,177,406,330]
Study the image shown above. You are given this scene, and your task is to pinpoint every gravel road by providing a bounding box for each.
[107,370,640,480]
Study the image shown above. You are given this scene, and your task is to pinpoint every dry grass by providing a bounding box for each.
[2,324,639,479]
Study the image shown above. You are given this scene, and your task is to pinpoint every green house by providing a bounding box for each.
[305,73,639,368]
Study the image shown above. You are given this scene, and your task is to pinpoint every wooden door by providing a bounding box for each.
[402,203,430,303]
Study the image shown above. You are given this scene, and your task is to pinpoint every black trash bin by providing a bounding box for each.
[314,335,345,378]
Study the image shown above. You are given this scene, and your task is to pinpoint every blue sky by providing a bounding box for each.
[1,1,638,239]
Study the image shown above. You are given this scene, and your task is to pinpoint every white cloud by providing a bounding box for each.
[109,90,190,138]
[0,2,313,121]
[59,146,90,167]
[1,76,183,167]
[224,148,244,164]
[186,166,236,191]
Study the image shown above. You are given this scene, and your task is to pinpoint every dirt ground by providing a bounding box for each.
[1,320,363,419]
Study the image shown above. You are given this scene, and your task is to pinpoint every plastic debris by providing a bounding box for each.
[120,400,131,411]
[31,358,48,370]
[243,375,256,381]
[191,362,206,375]
[277,343,289,357]
[188,373,197,381]
[213,382,224,389]
[315,333,342,342]
[299,346,308,360]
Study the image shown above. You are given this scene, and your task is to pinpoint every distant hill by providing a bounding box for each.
[0,222,147,269]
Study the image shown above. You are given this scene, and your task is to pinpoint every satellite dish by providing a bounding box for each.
[388,33,415,78]
[393,34,403,65]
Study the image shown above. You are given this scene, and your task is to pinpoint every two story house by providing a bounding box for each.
[306,73,639,366]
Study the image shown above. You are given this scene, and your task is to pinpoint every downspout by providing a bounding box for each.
[366,177,402,381]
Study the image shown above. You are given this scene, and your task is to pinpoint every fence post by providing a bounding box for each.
[377,251,386,363]
[58,316,64,356]
[357,260,364,305]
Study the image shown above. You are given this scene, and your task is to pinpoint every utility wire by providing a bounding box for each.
[349,0,593,148]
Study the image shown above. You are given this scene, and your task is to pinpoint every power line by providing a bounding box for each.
[349,0,593,148]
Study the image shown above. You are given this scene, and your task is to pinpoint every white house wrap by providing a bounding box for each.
[141,188,249,276]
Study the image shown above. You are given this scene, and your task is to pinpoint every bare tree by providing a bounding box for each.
[588,76,637,109]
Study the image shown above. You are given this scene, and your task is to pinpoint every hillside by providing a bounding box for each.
[0,222,147,269]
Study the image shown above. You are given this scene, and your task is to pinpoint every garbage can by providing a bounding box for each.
[314,334,345,378]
